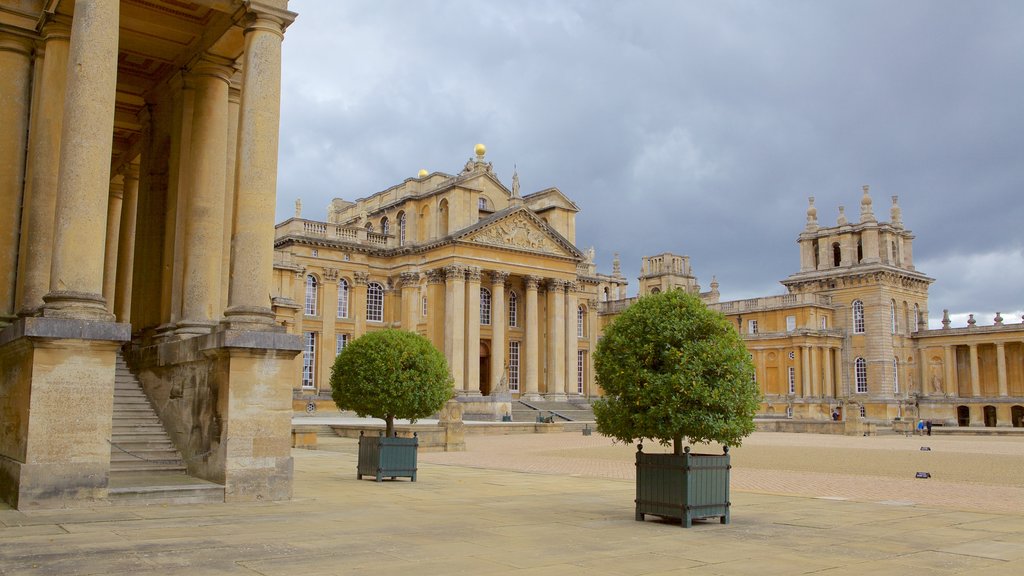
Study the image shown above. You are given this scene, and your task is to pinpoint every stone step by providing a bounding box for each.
[109,439,176,451]
[112,418,163,428]
[111,450,183,463]
[113,426,169,436]
[110,462,188,473]
[107,471,223,506]
[112,433,175,444]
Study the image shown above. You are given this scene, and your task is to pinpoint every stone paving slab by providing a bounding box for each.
[1,432,1022,575]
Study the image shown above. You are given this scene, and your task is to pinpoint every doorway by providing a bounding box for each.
[1012,405,1023,428]
[479,341,491,396]
[983,405,997,427]
[956,405,970,427]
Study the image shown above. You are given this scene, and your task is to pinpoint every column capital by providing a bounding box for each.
[444,265,465,281]
[323,268,340,282]
[489,270,509,286]
[465,266,482,283]
[353,271,370,285]
[294,266,307,280]
[426,268,446,285]
[188,55,236,84]
[524,275,542,290]
[398,271,420,288]
[108,176,124,200]
[240,2,297,36]
[565,281,579,293]
[546,278,565,291]
[0,34,34,56]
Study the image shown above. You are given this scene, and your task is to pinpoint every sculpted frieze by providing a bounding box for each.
[466,213,566,255]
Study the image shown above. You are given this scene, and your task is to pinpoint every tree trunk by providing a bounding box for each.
[673,436,683,455]
[385,414,395,437]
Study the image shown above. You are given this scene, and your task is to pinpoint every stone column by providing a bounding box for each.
[546,279,566,398]
[489,271,508,394]
[969,344,980,397]
[178,59,233,334]
[221,80,241,314]
[114,161,140,323]
[399,271,420,330]
[564,282,579,396]
[425,269,445,350]
[223,13,287,329]
[0,33,34,322]
[444,265,466,391]
[319,272,338,389]
[15,22,71,316]
[810,345,820,397]
[102,176,124,311]
[522,275,541,399]
[996,342,1008,397]
[464,266,482,395]
[352,271,368,337]
[943,345,956,397]
[800,346,810,397]
[823,346,834,397]
[43,0,120,321]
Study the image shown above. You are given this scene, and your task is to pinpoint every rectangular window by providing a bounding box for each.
[508,341,520,392]
[577,307,584,338]
[893,358,899,394]
[748,319,758,334]
[787,366,795,394]
[577,350,586,394]
[335,333,349,356]
[821,316,828,329]
[786,315,796,332]
[302,332,316,388]
[422,295,428,318]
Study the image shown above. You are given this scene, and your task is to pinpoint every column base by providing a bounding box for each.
[221,305,280,332]
[455,390,483,398]
[40,290,114,322]
[520,393,543,402]
[545,393,569,402]
[175,320,218,337]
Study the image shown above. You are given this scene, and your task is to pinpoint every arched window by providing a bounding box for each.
[397,212,406,246]
[304,275,318,316]
[650,287,661,294]
[832,242,842,267]
[480,287,491,325]
[903,301,910,335]
[857,239,863,262]
[891,241,898,265]
[913,304,920,333]
[365,221,373,232]
[890,300,897,334]
[418,205,430,242]
[337,278,349,318]
[478,197,488,211]
[366,282,384,322]
[855,357,867,393]
[602,287,609,302]
[508,291,518,327]
[438,199,449,236]
[852,300,865,334]
[577,305,585,338]
[380,216,390,236]
[893,357,900,394]
[422,295,428,317]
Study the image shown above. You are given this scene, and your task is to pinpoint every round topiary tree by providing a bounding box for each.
[330,329,453,437]
[593,289,760,454]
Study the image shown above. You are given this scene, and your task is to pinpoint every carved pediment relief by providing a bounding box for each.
[463,211,572,257]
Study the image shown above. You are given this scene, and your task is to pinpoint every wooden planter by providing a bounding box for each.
[635,445,730,527]
[357,431,418,482]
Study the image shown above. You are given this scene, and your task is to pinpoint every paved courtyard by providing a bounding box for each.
[2,431,1023,575]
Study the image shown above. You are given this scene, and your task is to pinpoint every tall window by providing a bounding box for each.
[577,305,585,338]
[337,278,349,318]
[821,316,828,329]
[367,282,384,322]
[480,287,491,325]
[890,300,897,334]
[302,332,316,388]
[397,212,406,246]
[786,315,796,332]
[336,334,349,356]
[852,300,865,334]
[788,366,796,394]
[893,357,899,394]
[478,197,488,210]
[304,275,318,316]
[855,357,867,393]
[577,350,585,394]
[508,341,520,392]
[508,291,518,327]
[913,304,920,333]
[380,216,389,236]
[422,295,428,317]
[748,319,758,334]
[365,221,373,232]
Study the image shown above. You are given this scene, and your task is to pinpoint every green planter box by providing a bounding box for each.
[357,432,418,482]
[635,445,730,527]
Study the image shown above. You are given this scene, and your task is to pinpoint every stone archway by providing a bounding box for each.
[1012,405,1024,428]
[983,405,997,427]
[956,405,970,427]
[479,340,491,396]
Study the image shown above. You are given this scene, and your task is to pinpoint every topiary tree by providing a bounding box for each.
[593,289,760,454]
[330,329,453,437]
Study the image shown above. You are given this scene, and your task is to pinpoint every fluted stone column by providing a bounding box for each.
[444,265,466,391]
[464,267,482,395]
[399,271,420,330]
[178,59,233,334]
[43,0,120,320]
[15,22,70,316]
[969,344,980,397]
[223,13,287,329]
[810,345,820,397]
[522,275,541,399]
[102,176,124,311]
[564,282,578,396]
[489,271,508,394]
[546,279,566,398]
[114,161,140,322]
[823,347,834,397]
[0,33,34,322]
[996,342,1008,397]
[800,346,810,397]
[221,80,240,314]
[943,345,956,397]
[352,271,368,337]
[425,269,445,350]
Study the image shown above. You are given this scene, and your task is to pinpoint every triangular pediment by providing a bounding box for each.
[457,208,581,259]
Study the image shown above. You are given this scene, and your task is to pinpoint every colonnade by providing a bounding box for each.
[751,345,841,398]
[939,342,1022,398]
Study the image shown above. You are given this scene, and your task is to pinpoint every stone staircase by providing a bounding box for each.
[108,351,223,505]
[511,399,596,423]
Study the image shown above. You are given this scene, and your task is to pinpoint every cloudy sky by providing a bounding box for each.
[276,1,1023,329]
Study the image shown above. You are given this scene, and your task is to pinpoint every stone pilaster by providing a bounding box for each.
[823,346,834,397]
[810,345,820,397]
[564,281,578,396]
[969,344,980,398]
[522,275,541,399]
[223,11,289,330]
[114,161,140,323]
[444,265,466,392]
[102,176,124,311]
[546,279,566,398]
[996,342,1008,397]
[0,33,34,323]
[399,271,420,330]
[464,266,482,395]
[352,271,368,337]
[943,345,956,397]
[488,271,508,395]
[425,268,445,350]
[221,80,241,314]
[42,0,120,321]
[178,58,233,334]
[16,22,70,316]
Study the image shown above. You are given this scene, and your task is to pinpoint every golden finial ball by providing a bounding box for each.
[474,143,486,157]
[418,169,428,178]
